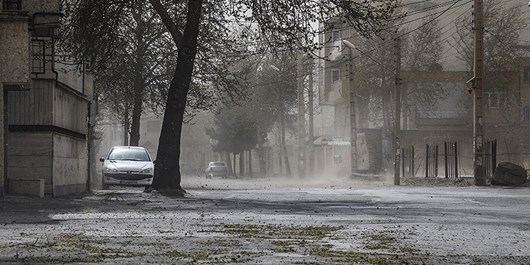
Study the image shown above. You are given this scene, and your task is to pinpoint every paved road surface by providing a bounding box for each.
[1,176,529,264]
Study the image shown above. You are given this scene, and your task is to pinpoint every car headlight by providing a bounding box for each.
[140,167,153,174]
[105,167,119,173]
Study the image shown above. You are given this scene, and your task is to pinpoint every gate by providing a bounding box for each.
[444,142,458,179]
[485,139,497,177]
[401,146,415,177]
[425,144,438,178]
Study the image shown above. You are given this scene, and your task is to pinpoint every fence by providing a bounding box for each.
[425,144,438,178]
[402,146,415,177]
[485,140,497,177]
[444,142,458,178]
[400,139,497,180]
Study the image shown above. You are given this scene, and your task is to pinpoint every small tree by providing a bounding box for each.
[254,53,298,177]
[206,106,258,176]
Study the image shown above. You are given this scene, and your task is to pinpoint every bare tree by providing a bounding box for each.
[61,0,397,195]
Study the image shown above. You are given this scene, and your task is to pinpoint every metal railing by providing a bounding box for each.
[444,142,458,179]
[425,144,439,178]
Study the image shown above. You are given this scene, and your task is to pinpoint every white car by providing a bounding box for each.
[100,146,154,189]
[204,161,228,178]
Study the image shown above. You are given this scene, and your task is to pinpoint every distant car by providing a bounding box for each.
[100,146,154,189]
[204,161,228,178]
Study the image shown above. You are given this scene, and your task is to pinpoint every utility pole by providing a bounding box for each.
[346,48,357,177]
[297,53,306,178]
[342,40,358,177]
[473,0,486,185]
[394,36,402,186]
[307,59,315,178]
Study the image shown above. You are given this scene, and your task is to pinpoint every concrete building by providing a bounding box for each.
[1,0,94,197]
[0,0,30,197]
[312,0,530,178]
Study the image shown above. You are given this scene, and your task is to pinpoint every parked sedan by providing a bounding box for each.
[100,146,154,189]
[204,161,228,178]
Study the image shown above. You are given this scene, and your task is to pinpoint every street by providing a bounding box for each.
[1,176,530,264]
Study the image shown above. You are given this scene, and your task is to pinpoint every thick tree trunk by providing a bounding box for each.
[152,0,203,195]
[129,9,146,147]
[129,75,143,146]
[123,105,130,146]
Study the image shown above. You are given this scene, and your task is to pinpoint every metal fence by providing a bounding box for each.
[444,142,458,178]
[402,146,415,177]
[400,139,497,180]
[485,140,497,178]
[425,144,439,178]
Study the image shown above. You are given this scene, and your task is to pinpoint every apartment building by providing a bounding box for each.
[313,0,530,176]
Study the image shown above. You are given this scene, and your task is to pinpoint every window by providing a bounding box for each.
[2,0,22,10]
[331,68,341,82]
[31,40,45,74]
[486,92,506,109]
[524,106,530,122]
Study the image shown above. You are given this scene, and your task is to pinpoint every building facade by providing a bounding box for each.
[1,0,94,197]
[0,0,30,196]
[313,0,530,178]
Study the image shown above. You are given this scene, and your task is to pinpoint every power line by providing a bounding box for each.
[396,0,434,8]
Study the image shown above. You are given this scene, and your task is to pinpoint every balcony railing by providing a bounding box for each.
[2,0,22,11]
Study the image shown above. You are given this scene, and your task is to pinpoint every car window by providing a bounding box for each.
[213,162,226,166]
[108,149,150,161]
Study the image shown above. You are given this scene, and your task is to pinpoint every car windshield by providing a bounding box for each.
[108,149,150,161]
[212,162,225,166]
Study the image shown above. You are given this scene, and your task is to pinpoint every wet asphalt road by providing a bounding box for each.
[1,175,530,264]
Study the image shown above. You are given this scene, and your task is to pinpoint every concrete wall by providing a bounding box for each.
[8,79,53,125]
[0,11,30,196]
[7,132,53,194]
[53,84,88,134]
[0,15,29,82]
[23,0,60,14]
[0,84,3,196]
[52,134,87,196]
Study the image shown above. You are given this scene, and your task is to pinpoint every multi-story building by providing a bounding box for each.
[1,0,94,197]
[0,0,30,196]
[313,0,530,177]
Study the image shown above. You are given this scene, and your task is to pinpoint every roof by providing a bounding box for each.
[112,146,147,150]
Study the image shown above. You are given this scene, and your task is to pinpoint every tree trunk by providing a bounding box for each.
[123,105,130,146]
[239,151,244,176]
[257,138,266,177]
[129,9,146,147]
[129,75,143,146]
[280,112,292,177]
[225,151,233,176]
[233,153,237,176]
[248,150,252,178]
[152,0,203,194]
